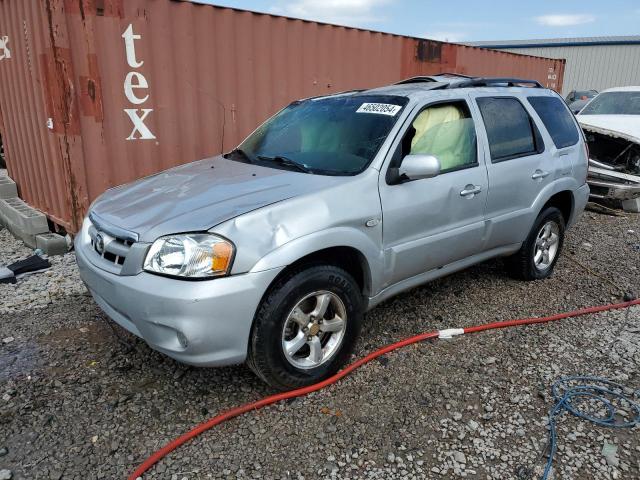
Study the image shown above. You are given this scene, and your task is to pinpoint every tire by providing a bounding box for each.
[505,206,565,281]
[247,264,363,390]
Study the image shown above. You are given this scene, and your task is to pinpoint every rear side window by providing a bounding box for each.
[528,96,579,149]
[476,97,542,161]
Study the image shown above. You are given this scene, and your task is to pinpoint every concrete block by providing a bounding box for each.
[0,198,49,247]
[0,175,17,199]
[36,233,69,256]
[1,198,49,234]
[0,206,7,227]
[622,197,640,213]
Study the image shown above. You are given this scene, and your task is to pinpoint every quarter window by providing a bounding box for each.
[477,97,541,161]
[528,96,579,149]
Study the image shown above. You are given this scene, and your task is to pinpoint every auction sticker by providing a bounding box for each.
[356,103,402,116]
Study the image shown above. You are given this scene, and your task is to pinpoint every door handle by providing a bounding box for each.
[460,185,482,197]
[532,170,550,180]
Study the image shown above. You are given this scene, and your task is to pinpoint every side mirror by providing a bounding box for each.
[398,154,441,181]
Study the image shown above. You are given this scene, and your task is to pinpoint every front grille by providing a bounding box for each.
[88,222,135,268]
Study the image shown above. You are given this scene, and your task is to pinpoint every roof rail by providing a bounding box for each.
[452,77,543,89]
[394,72,474,85]
[432,72,474,78]
[392,75,545,90]
[394,76,440,85]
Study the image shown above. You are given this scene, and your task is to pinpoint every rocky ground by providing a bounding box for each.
[0,210,639,480]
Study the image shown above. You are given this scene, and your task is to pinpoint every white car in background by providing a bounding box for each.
[577,86,640,201]
[565,89,598,114]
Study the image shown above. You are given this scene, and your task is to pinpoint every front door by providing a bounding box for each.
[378,97,488,289]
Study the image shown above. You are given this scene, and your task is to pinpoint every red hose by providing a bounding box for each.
[128,298,640,479]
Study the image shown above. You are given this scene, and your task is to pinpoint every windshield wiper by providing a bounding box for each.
[257,155,311,173]
[224,148,254,163]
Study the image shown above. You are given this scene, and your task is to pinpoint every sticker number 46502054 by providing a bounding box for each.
[356,103,402,116]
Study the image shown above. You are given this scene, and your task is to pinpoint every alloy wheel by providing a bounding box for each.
[533,220,560,270]
[281,291,347,370]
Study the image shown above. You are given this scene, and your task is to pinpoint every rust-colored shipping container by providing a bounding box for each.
[0,0,565,232]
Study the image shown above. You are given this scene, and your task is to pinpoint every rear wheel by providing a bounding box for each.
[506,207,565,281]
[247,265,362,390]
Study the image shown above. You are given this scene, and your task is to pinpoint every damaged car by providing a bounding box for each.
[565,89,597,115]
[76,76,589,389]
[577,87,640,201]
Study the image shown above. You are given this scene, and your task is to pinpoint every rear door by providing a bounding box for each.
[470,94,554,249]
[527,94,582,183]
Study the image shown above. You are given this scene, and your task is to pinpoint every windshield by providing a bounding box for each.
[232,94,409,175]
[574,91,597,99]
[580,92,640,115]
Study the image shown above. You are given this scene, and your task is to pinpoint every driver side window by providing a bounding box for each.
[401,101,478,173]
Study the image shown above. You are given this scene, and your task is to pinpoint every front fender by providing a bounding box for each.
[248,227,383,295]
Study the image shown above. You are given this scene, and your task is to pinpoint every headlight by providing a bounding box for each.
[143,234,234,278]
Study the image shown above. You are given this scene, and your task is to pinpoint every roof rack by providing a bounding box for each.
[393,75,544,90]
[451,77,543,88]
[432,72,474,78]
[394,72,474,85]
[394,76,440,85]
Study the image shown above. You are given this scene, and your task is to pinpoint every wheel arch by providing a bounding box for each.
[259,245,373,298]
[249,227,382,297]
[541,189,574,225]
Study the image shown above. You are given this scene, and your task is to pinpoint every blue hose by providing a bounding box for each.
[542,376,640,479]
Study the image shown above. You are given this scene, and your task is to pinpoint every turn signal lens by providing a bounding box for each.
[212,241,234,273]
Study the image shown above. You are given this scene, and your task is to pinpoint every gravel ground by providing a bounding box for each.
[1,210,639,480]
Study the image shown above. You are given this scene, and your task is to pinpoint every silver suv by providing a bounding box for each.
[75,75,590,389]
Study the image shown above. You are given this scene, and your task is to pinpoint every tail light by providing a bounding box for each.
[582,134,589,184]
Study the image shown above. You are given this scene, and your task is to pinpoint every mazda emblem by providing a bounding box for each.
[95,232,106,254]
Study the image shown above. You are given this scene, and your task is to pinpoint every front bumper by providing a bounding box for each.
[75,231,283,367]
[588,165,640,201]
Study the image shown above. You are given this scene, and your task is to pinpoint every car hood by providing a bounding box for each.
[90,156,348,242]
[577,115,640,143]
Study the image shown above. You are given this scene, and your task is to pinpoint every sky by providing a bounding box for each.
[195,0,640,42]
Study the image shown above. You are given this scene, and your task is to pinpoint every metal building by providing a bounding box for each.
[471,36,640,96]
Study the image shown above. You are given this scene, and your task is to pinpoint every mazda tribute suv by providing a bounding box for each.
[76,75,590,389]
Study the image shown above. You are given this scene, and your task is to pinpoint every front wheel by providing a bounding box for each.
[247,265,362,390]
[506,207,565,281]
